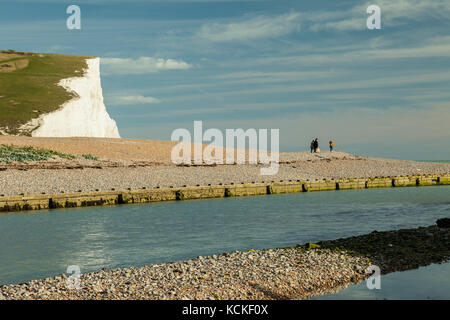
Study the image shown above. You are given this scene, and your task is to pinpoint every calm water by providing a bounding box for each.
[315,261,450,300]
[1,186,449,298]
[417,160,450,163]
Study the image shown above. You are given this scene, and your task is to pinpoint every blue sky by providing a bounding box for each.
[1,0,450,159]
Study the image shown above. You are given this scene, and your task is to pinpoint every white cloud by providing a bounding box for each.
[238,36,450,69]
[310,18,365,32]
[198,12,301,42]
[214,70,334,80]
[368,0,450,22]
[309,0,450,31]
[106,95,162,106]
[101,57,192,75]
[162,69,450,104]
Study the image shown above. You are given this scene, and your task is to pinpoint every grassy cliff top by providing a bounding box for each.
[0,50,94,135]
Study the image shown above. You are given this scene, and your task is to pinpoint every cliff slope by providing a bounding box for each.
[0,50,120,138]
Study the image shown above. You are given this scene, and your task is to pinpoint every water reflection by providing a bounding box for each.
[315,261,450,300]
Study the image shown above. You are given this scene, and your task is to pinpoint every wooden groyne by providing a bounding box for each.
[1,174,450,213]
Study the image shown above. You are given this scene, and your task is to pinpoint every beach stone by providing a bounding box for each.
[436,218,450,228]
[1,150,450,198]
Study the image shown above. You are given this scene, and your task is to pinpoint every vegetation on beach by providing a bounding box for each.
[82,154,99,161]
[0,145,75,163]
[0,50,93,135]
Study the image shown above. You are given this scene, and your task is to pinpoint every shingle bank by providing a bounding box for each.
[1,173,449,212]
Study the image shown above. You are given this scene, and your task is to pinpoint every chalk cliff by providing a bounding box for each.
[20,58,120,138]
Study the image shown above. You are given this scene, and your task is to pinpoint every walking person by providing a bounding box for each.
[310,139,315,153]
[313,138,319,153]
[329,140,334,152]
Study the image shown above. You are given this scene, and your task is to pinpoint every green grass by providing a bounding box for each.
[0,145,75,163]
[82,154,99,161]
[0,50,94,135]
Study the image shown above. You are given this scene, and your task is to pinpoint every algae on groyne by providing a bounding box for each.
[1,174,449,213]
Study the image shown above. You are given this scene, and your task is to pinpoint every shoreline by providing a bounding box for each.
[1,221,448,300]
[2,138,450,211]
[1,173,449,213]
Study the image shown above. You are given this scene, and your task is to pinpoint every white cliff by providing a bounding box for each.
[21,58,120,138]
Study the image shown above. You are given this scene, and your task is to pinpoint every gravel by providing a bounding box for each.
[0,247,370,300]
[320,224,450,275]
[0,152,449,196]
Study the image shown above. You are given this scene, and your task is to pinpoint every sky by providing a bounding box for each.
[1,0,450,160]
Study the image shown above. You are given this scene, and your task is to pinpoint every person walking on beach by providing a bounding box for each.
[310,139,315,153]
[313,138,319,153]
[329,140,334,152]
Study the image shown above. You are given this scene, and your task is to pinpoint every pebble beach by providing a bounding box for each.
[1,143,450,196]
[1,137,450,300]
[1,221,448,300]
[0,248,371,300]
